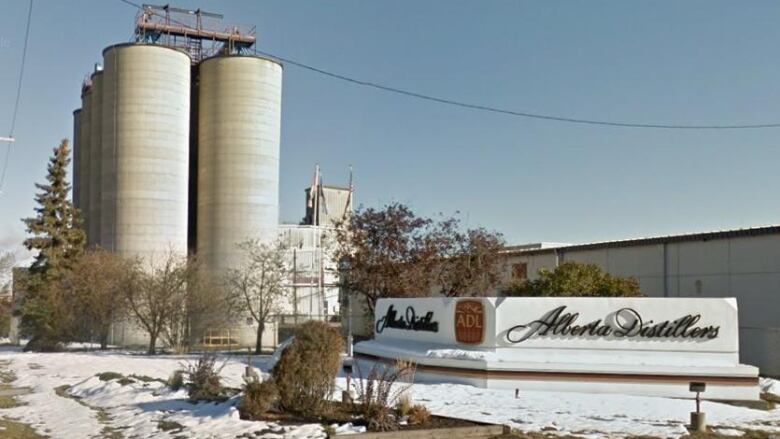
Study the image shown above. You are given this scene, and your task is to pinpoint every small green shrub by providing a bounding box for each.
[97,372,124,382]
[168,370,185,391]
[238,378,278,420]
[272,321,343,416]
[185,354,227,402]
[407,404,431,425]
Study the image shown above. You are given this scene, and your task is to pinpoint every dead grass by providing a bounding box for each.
[0,418,47,439]
[157,420,184,433]
[0,367,17,384]
[96,372,124,382]
[0,393,24,409]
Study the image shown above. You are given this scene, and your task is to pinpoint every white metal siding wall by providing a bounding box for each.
[507,234,780,375]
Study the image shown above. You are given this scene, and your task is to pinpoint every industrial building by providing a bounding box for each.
[73,5,278,264]
[501,225,780,376]
[65,5,352,350]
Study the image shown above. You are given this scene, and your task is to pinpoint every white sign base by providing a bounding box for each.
[354,297,759,400]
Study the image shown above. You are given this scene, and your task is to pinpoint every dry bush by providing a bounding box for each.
[271,321,343,416]
[395,392,412,417]
[367,405,397,432]
[355,359,416,431]
[238,378,278,420]
[184,354,227,402]
[407,404,431,425]
[167,370,184,391]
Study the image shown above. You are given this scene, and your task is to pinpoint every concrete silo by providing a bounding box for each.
[78,87,92,235]
[72,109,81,217]
[88,71,104,248]
[101,44,191,260]
[197,55,283,272]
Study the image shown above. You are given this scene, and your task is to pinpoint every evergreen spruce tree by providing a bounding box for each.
[20,139,86,351]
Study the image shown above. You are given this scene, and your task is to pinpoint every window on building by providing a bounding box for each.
[512,263,528,280]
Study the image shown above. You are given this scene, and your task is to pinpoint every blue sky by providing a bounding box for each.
[2,0,780,256]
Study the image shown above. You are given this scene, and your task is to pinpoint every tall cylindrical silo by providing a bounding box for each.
[88,71,104,248]
[101,44,191,261]
[72,109,81,218]
[79,87,92,235]
[197,55,283,272]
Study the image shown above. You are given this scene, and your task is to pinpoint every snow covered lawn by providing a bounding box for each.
[0,346,779,438]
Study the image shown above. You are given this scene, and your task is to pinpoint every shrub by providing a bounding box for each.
[238,378,278,420]
[272,321,343,416]
[407,404,431,425]
[184,354,227,402]
[395,393,412,417]
[23,335,64,353]
[504,262,643,297]
[355,360,416,431]
[366,405,397,432]
[168,370,185,391]
[322,424,337,438]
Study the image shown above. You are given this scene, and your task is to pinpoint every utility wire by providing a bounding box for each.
[114,0,780,130]
[0,0,34,193]
[254,51,780,130]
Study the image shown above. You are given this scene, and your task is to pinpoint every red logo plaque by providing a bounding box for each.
[455,299,484,344]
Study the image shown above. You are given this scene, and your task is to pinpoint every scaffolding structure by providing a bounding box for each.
[134,4,256,63]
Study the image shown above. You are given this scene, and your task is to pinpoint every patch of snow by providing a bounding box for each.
[761,377,780,397]
[0,349,326,439]
[1,348,779,438]
[268,336,295,371]
[331,422,366,435]
[425,349,497,361]
[335,376,780,438]
[713,428,745,436]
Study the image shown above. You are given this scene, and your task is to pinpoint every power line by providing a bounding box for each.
[113,0,780,130]
[253,52,780,130]
[0,0,34,193]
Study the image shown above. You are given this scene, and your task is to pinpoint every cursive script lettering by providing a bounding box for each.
[506,306,719,343]
[376,305,439,334]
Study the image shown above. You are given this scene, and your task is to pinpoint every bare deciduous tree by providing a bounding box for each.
[162,257,231,353]
[65,249,132,349]
[124,252,189,355]
[225,239,288,354]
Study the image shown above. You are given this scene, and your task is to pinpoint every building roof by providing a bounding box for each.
[503,224,780,256]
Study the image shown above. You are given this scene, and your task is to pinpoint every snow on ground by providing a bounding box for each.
[0,347,324,439]
[397,382,780,438]
[0,346,779,438]
[761,377,780,398]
